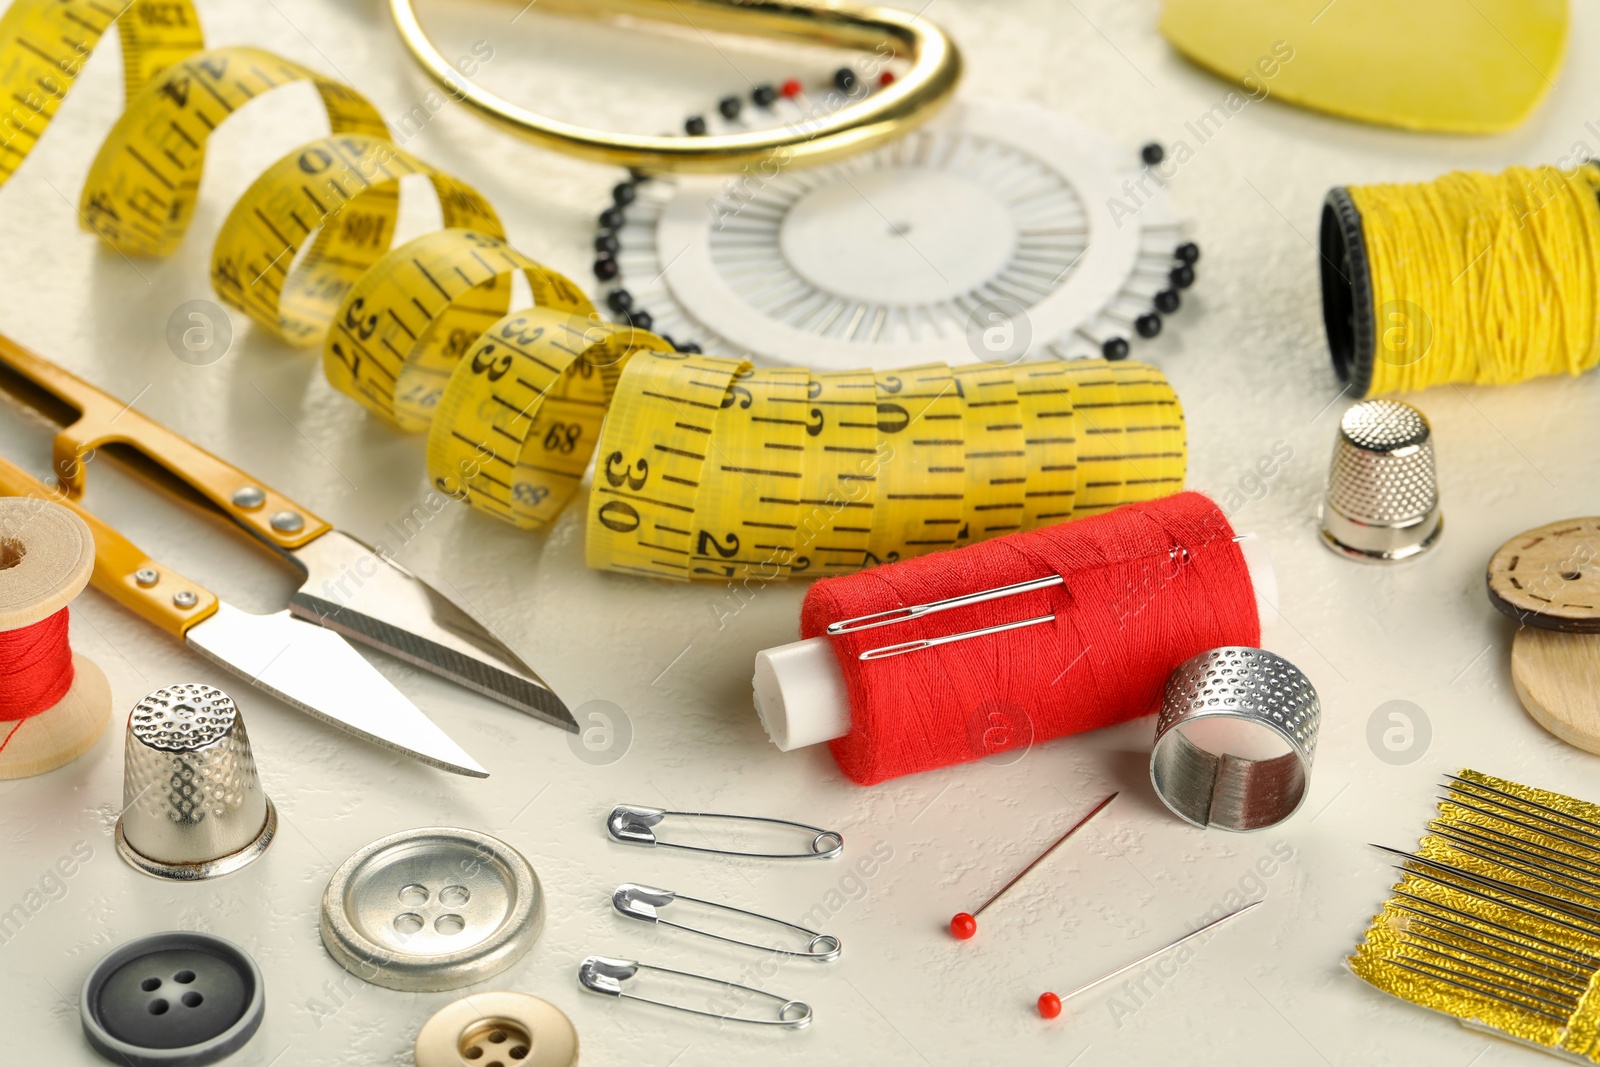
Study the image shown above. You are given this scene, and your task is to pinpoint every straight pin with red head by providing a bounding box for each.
[949,792,1118,940]
[1036,900,1260,1018]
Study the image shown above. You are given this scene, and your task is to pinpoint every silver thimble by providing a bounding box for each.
[1317,398,1442,562]
[115,684,277,881]
[1150,647,1319,832]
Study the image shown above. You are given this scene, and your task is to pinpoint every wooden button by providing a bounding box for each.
[1487,518,1600,632]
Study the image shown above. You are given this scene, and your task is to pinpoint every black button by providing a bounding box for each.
[81,932,263,1067]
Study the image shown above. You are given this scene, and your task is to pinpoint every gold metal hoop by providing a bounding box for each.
[388,0,962,172]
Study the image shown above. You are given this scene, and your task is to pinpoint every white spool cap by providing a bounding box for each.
[752,533,1279,752]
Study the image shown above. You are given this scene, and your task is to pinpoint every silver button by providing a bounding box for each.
[231,486,266,510]
[320,827,544,992]
[414,992,577,1067]
[135,567,159,587]
[268,510,304,533]
[172,591,199,609]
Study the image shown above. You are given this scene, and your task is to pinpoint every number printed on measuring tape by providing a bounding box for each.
[867,363,967,567]
[691,365,811,582]
[582,355,1186,582]
[82,46,388,256]
[323,228,593,431]
[797,369,879,573]
[585,349,745,580]
[0,0,203,191]
[213,134,502,346]
[427,308,670,529]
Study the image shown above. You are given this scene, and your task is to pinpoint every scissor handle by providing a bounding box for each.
[0,332,331,553]
[0,454,219,638]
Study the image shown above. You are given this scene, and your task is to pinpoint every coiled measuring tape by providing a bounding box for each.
[82,45,389,255]
[320,227,593,431]
[214,134,505,347]
[0,0,203,191]
[2,1,1187,584]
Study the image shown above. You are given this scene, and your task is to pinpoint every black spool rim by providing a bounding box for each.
[1319,187,1374,399]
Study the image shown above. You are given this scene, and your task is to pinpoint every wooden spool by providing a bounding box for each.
[0,497,111,778]
[1487,519,1600,753]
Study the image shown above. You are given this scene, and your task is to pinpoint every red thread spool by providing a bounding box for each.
[755,493,1263,785]
[0,608,76,718]
[0,498,112,778]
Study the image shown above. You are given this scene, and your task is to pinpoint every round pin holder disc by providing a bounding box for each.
[415,992,578,1067]
[79,931,264,1067]
[320,827,544,992]
[615,97,1187,369]
[1487,519,1600,752]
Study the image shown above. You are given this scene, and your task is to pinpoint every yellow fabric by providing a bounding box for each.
[1160,0,1567,134]
[1349,164,1600,394]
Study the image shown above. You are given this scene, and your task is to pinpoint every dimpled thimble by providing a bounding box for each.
[1318,399,1442,562]
[115,684,277,881]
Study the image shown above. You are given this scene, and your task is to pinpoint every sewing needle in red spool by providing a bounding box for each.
[950,792,1117,940]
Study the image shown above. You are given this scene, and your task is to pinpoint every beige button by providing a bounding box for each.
[415,992,578,1067]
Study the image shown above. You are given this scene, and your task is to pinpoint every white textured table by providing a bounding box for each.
[2,1,1598,1064]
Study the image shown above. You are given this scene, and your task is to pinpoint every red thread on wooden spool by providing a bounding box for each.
[0,607,75,723]
[800,492,1260,785]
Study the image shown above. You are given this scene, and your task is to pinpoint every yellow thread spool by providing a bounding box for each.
[1321,163,1600,397]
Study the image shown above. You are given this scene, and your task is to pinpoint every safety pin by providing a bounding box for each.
[577,955,813,1029]
[606,804,843,859]
[613,883,841,961]
[829,537,1246,661]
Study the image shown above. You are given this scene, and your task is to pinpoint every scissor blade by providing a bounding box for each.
[184,602,489,778]
[285,530,576,733]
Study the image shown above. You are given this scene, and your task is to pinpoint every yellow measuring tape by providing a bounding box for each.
[0,0,202,191]
[321,227,593,431]
[82,45,389,255]
[0,0,1188,583]
[582,356,1184,581]
[427,308,672,529]
[213,134,505,347]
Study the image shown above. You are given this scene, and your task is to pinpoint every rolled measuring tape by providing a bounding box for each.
[581,356,1185,581]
